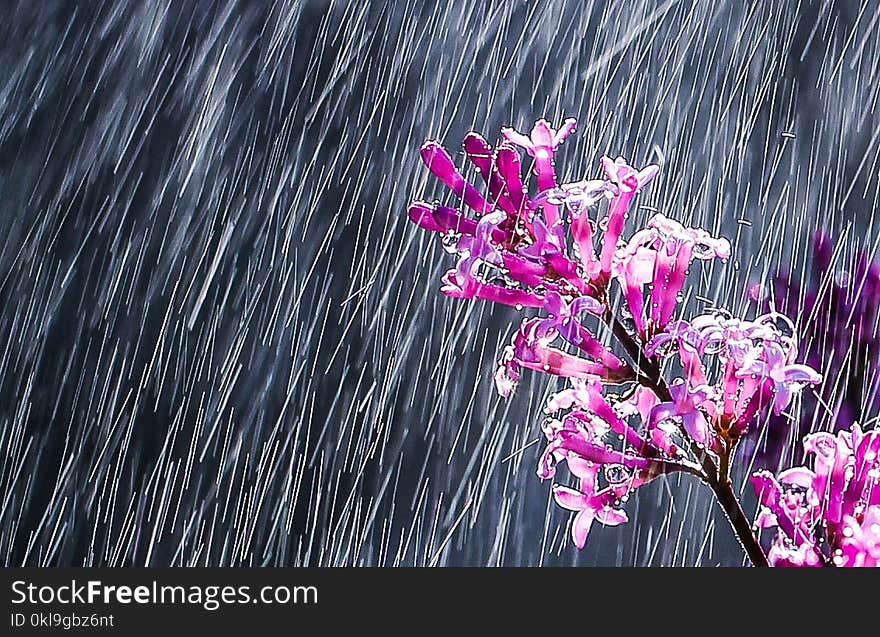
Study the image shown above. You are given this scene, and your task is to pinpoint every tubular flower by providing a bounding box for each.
[615,215,730,339]
[597,157,660,285]
[408,117,807,559]
[751,425,880,567]
[410,118,659,307]
[501,118,577,227]
[494,311,635,398]
[646,312,822,448]
[538,379,699,548]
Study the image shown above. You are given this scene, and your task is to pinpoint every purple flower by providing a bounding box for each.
[736,341,822,415]
[646,311,821,443]
[615,214,730,338]
[538,379,700,548]
[439,211,547,307]
[502,120,575,196]
[409,117,785,560]
[410,120,666,313]
[596,157,660,285]
[494,317,636,397]
[538,292,629,375]
[411,121,607,308]
[838,506,880,567]
[419,141,493,215]
[501,118,576,230]
[748,231,880,469]
[545,379,660,458]
[649,379,718,451]
[751,424,880,567]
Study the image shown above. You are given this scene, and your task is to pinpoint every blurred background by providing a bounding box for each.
[0,0,877,566]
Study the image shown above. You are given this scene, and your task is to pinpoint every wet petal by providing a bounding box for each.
[552,484,592,511]
[420,141,492,214]
[571,509,595,549]
[780,364,823,385]
[595,506,629,526]
[778,467,816,489]
[500,127,534,151]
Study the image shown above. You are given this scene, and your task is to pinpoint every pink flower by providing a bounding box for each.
[502,118,577,228]
[597,157,660,285]
[538,379,700,548]
[536,179,610,280]
[494,317,635,397]
[410,120,667,311]
[766,539,823,568]
[408,117,786,560]
[751,424,880,566]
[649,379,719,451]
[502,118,578,159]
[616,215,730,338]
[838,506,880,567]
[530,157,660,293]
[736,341,823,415]
[544,379,660,458]
[538,292,629,376]
[646,312,820,439]
[601,155,661,195]
[413,121,612,306]
[552,474,630,549]
[439,211,547,308]
[538,408,631,548]
[419,141,493,215]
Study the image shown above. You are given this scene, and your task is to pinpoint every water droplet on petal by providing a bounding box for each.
[604,463,633,486]
[441,232,460,254]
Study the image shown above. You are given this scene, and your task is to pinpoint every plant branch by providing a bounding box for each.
[703,470,769,567]
[603,310,769,567]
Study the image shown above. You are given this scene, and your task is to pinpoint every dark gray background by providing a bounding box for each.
[0,0,875,566]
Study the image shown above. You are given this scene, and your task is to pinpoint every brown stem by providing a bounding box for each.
[604,311,769,567]
[719,439,731,486]
[705,473,770,567]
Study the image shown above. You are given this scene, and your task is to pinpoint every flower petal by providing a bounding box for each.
[780,364,823,385]
[552,484,591,511]
[571,509,595,549]
[500,127,533,151]
[420,141,492,214]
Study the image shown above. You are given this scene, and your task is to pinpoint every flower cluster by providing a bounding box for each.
[409,116,824,562]
[752,425,880,566]
[749,231,880,467]
[410,120,666,310]
[617,214,730,340]
[646,312,822,448]
[536,378,702,547]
